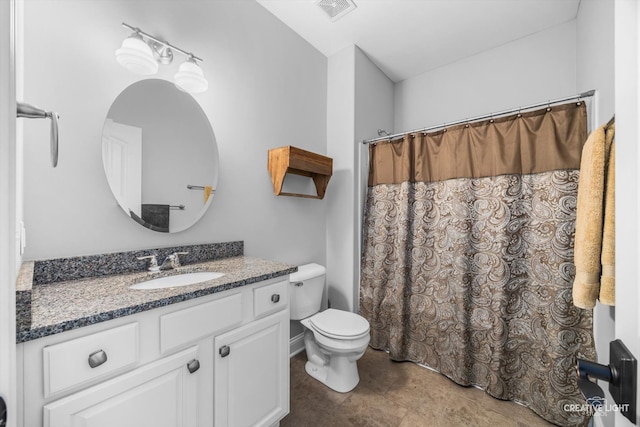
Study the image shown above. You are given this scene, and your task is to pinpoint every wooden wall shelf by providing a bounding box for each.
[267,146,333,199]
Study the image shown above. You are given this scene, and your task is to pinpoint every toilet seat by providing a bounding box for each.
[308,309,370,340]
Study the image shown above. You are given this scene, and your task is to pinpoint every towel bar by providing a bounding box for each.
[187,185,214,191]
[17,101,59,168]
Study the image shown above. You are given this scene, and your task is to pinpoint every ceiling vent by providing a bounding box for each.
[315,0,357,22]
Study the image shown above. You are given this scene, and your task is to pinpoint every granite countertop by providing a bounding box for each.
[16,256,296,343]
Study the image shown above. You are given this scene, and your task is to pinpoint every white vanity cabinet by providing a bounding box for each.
[214,281,289,427]
[43,346,199,427]
[17,276,290,427]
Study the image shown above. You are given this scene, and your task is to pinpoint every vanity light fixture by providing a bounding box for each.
[174,56,208,94]
[115,23,208,94]
[115,31,158,75]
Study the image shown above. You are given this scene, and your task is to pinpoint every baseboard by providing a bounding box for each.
[289,332,305,357]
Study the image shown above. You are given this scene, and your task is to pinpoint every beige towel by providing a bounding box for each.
[599,124,615,305]
[572,120,615,309]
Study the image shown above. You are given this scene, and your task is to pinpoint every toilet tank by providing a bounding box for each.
[289,263,326,320]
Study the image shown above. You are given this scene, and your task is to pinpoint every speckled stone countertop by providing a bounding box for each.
[16,256,296,343]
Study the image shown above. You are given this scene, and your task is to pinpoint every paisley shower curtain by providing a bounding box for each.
[360,102,595,426]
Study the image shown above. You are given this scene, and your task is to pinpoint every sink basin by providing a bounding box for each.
[129,271,225,290]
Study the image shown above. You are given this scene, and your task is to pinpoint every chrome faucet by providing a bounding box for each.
[161,252,189,270]
[137,254,160,272]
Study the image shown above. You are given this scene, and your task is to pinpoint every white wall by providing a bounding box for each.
[21,0,327,268]
[394,20,577,131]
[325,46,394,313]
[577,0,615,124]
[326,46,356,311]
[353,48,394,310]
[576,2,616,426]
[614,0,640,425]
[0,1,18,424]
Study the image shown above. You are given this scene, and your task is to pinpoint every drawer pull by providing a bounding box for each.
[219,345,230,358]
[187,359,200,374]
[88,349,108,368]
[271,294,280,303]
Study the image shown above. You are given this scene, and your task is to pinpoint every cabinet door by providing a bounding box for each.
[214,310,289,427]
[44,346,199,427]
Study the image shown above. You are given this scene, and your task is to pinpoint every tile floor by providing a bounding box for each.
[281,347,555,427]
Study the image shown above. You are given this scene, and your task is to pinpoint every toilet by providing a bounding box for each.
[289,263,370,393]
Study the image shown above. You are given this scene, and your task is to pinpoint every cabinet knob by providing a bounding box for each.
[88,349,108,368]
[187,359,200,374]
[219,345,230,358]
[271,294,280,303]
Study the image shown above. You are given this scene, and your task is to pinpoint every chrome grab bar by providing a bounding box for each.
[17,101,59,168]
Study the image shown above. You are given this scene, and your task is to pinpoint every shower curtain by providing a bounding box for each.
[360,102,595,426]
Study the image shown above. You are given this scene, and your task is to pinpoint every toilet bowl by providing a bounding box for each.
[290,264,370,393]
[300,308,370,392]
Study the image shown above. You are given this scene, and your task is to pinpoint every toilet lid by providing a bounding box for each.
[309,309,370,339]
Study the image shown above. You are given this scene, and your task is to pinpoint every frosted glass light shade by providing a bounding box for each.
[174,59,208,94]
[116,34,159,75]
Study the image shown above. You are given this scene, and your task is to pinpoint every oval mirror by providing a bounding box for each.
[102,79,218,233]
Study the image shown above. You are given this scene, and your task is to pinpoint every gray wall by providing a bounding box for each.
[576,1,616,426]
[394,21,577,131]
[325,46,394,313]
[353,48,394,310]
[21,0,327,270]
[326,46,356,312]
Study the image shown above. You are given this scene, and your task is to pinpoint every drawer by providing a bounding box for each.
[254,280,288,319]
[43,323,139,397]
[160,292,242,353]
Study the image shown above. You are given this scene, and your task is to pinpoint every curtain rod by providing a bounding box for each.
[362,89,596,145]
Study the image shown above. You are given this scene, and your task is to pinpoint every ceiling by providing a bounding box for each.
[255,0,581,82]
